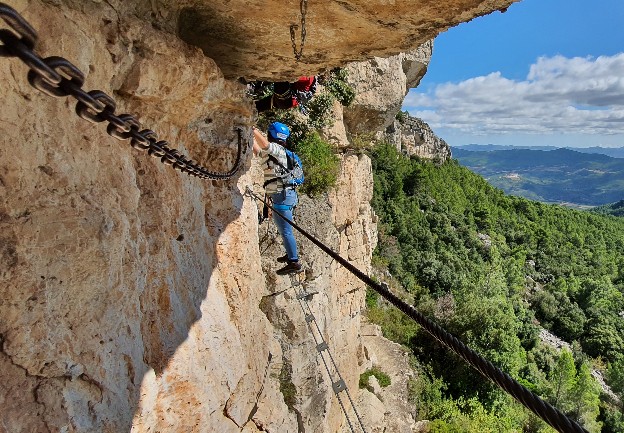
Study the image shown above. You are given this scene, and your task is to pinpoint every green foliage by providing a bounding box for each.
[254,73,356,196]
[592,199,624,217]
[367,142,624,432]
[366,298,421,346]
[307,92,336,129]
[246,81,274,100]
[600,405,624,433]
[569,362,602,432]
[293,132,339,196]
[365,287,380,309]
[408,370,530,433]
[302,68,357,129]
[257,112,340,195]
[349,133,377,153]
[359,366,391,392]
[547,350,576,410]
[606,355,624,397]
[395,110,410,124]
[323,68,356,107]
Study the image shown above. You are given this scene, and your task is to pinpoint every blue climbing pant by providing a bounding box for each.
[271,189,299,262]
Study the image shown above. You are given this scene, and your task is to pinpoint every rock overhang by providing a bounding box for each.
[169,0,519,80]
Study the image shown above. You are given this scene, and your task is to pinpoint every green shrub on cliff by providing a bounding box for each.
[367,142,624,432]
[293,131,339,196]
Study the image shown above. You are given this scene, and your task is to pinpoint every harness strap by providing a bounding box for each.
[273,203,294,211]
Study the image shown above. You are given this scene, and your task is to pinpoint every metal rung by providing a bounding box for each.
[305,314,314,323]
[332,379,347,394]
[296,292,309,300]
[316,342,328,352]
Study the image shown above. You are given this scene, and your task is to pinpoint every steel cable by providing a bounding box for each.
[246,188,589,433]
[291,278,367,433]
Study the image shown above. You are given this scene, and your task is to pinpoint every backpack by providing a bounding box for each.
[264,149,305,189]
[292,76,317,113]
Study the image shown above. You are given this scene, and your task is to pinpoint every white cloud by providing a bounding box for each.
[405,53,624,138]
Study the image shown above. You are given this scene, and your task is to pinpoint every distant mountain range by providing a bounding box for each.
[451,146,624,207]
[454,144,624,159]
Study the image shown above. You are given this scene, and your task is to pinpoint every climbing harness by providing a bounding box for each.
[264,151,305,190]
[245,188,589,433]
[289,273,368,433]
[289,0,308,61]
[0,3,245,181]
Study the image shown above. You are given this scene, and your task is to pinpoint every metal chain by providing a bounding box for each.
[0,3,246,181]
[289,0,307,62]
[245,188,590,433]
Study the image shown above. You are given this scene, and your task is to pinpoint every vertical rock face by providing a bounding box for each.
[251,151,377,433]
[0,3,281,433]
[386,116,452,161]
[343,42,433,136]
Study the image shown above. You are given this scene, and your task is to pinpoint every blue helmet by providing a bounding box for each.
[267,122,290,142]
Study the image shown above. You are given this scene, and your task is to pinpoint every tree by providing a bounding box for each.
[548,350,576,411]
[607,355,624,398]
[569,362,602,433]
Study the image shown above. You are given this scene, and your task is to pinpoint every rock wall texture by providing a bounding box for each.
[2,0,490,432]
[343,322,423,433]
[42,0,519,79]
[386,115,453,161]
[251,151,378,433]
[343,42,433,136]
[0,3,270,433]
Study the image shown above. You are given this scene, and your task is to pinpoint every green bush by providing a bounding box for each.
[365,287,380,309]
[307,92,336,129]
[395,110,410,124]
[294,132,340,196]
[324,68,356,107]
[359,366,391,392]
[257,109,311,147]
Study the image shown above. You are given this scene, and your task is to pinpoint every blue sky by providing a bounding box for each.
[403,0,624,148]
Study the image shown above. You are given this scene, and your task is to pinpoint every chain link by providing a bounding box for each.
[289,0,308,62]
[0,2,246,181]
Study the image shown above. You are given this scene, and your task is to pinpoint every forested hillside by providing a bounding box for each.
[451,147,624,206]
[367,143,624,433]
[592,200,624,217]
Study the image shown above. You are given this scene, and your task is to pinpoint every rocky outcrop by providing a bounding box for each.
[0,3,269,432]
[386,115,452,161]
[344,322,422,433]
[252,152,377,433]
[343,42,433,136]
[539,329,620,405]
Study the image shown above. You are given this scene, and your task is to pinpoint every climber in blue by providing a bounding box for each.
[252,122,304,275]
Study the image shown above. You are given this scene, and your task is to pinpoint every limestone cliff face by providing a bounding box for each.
[387,115,453,161]
[2,1,490,432]
[251,153,377,433]
[343,42,433,136]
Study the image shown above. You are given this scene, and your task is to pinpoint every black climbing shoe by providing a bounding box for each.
[276,254,289,263]
[276,261,302,275]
